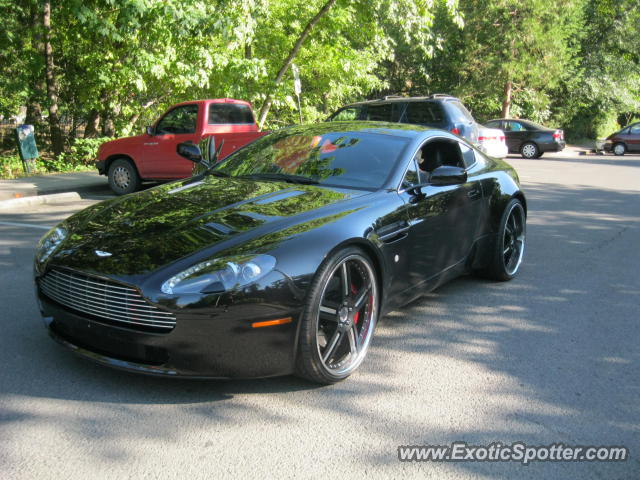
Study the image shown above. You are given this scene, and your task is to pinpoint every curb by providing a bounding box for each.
[0,192,81,211]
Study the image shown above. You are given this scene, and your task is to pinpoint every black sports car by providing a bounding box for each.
[484,118,565,159]
[34,122,526,384]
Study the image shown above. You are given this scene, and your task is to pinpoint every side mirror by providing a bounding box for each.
[177,141,203,164]
[429,165,467,186]
[146,126,154,136]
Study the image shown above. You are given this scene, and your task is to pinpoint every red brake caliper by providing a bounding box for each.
[351,283,360,325]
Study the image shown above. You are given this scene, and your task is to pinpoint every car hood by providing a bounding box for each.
[46,176,367,278]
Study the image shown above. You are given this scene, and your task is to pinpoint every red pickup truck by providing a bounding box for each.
[96,98,267,194]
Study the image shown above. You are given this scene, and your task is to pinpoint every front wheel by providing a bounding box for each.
[296,246,378,384]
[520,142,539,159]
[613,143,626,156]
[108,158,141,195]
[479,199,526,281]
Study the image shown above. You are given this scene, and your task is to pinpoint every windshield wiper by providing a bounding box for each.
[239,173,319,185]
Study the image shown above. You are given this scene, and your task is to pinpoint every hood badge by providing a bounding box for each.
[94,250,113,257]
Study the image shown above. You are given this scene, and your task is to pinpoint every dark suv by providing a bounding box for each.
[327,95,479,144]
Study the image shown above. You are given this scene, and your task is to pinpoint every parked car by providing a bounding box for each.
[328,94,480,144]
[602,122,640,155]
[35,122,526,384]
[96,98,268,195]
[484,119,565,159]
[477,126,508,158]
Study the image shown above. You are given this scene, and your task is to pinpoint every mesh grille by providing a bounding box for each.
[40,269,176,332]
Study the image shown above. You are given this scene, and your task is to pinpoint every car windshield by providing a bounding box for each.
[213,127,410,190]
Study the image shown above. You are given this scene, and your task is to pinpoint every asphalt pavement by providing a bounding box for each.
[0,151,638,479]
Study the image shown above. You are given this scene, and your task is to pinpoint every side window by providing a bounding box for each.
[485,120,501,129]
[330,107,361,121]
[401,156,421,190]
[208,104,254,124]
[629,124,640,134]
[364,104,393,122]
[362,103,404,122]
[404,102,445,125]
[510,121,525,132]
[459,143,477,168]
[156,105,199,134]
[419,139,465,173]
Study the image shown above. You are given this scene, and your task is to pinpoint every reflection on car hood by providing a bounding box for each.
[50,176,368,276]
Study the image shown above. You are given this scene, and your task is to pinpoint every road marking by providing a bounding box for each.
[0,221,52,230]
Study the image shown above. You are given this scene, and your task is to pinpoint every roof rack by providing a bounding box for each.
[382,95,405,100]
[428,93,455,99]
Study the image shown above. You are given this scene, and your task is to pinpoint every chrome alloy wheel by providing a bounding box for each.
[521,143,538,159]
[315,254,377,376]
[502,202,526,276]
[113,165,131,190]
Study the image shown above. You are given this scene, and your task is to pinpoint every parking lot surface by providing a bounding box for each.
[1,152,638,479]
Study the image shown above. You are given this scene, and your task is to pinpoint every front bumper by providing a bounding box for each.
[36,279,303,378]
[96,159,106,175]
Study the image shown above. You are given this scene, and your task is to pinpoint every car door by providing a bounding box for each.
[504,120,528,152]
[399,137,483,291]
[142,104,200,178]
[627,123,640,152]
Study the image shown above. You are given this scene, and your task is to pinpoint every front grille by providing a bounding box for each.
[39,269,176,332]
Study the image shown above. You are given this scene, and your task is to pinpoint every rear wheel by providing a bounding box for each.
[479,199,526,281]
[296,246,378,384]
[520,142,539,159]
[108,158,140,195]
[613,143,626,156]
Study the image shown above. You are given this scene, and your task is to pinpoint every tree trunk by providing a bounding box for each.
[25,95,43,127]
[257,0,338,128]
[25,3,44,128]
[501,80,512,118]
[43,0,64,156]
[84,109,101,138]
[102,102,121,137]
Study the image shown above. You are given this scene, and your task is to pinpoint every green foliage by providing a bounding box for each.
[0,154,47,179]
[0,0,638,152]
[57,137,113,167]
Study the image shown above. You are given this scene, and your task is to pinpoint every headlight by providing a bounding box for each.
[161,254,276,295]
[35,226,67,263]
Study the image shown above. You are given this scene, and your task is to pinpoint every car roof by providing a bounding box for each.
[340,95,462,108]
[277,120,443,141]
[173,98,253,108]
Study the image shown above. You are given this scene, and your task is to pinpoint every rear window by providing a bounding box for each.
[404,102,445,125]
[330,107,362,121]
[447,101,475,122]
[208,104,254,124]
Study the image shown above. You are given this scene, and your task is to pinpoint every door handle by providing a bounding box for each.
[143,142,159,146]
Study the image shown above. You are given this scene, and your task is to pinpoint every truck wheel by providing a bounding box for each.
[108,159,140,195]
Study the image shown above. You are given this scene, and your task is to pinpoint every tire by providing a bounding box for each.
[295,246,379,384]
[536,151,544,158]
[520,142,539,159]
[479,198,526,281]
[108,158,141,195]
[613,143,626,156]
